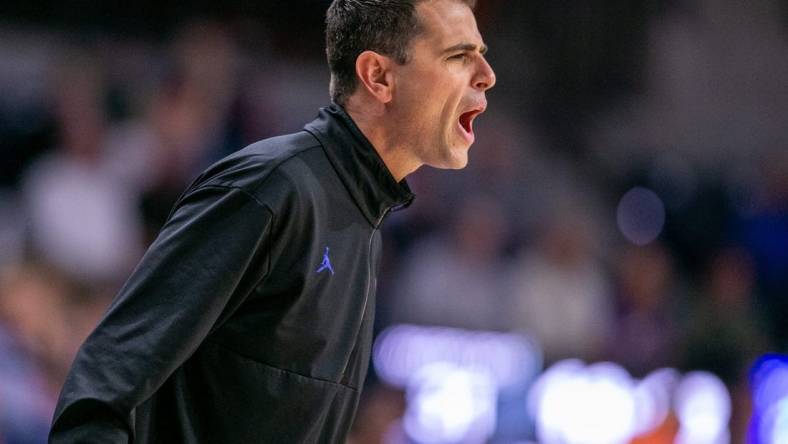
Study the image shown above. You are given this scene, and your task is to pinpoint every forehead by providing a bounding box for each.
[414,0,482,49]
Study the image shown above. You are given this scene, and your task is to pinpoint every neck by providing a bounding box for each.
[343,100,422,182]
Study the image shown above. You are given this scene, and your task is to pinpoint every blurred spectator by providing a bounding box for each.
[390,194,511,331]
[681,248,769,384]
[0,263,71,444]
[680,248,770,443]
[135,21,242,238]
[607,243,684,376]
[732,150,788,349]
[507,205,613,362]
[449,110,541,230]
[21,51,144,284]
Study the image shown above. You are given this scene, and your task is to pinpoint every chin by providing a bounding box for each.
[448,145,471,169]
[423,141,470,170]
[447,156,469,169]
[436,151,469,170]
[424,156,467,170]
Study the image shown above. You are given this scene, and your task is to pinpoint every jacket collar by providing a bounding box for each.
[304,104,415,227]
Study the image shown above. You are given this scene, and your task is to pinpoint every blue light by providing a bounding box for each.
[750,354,788,444]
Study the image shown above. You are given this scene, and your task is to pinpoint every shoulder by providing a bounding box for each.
[196,131,321,188]
[185,130,331,211]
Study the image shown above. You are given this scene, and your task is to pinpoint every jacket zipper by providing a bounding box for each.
[340,207,391,377]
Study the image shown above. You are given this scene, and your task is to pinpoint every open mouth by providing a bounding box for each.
[458,106,484,141]
[459,111,475,134]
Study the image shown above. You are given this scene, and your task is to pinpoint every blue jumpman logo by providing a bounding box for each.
[316,247,334,275]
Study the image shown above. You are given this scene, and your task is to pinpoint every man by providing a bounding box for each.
[50,0,495,442]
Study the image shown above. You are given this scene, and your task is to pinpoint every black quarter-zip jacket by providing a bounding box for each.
[49,104,414,443]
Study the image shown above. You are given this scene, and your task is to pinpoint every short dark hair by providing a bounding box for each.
[325,0,476,106]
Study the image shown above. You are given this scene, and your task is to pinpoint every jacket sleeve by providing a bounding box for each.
[49,184,273,443]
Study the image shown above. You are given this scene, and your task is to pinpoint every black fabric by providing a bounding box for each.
[50,104,413,443]
[305,104,414,225]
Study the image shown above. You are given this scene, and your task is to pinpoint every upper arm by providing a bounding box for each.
[50,185,274,440]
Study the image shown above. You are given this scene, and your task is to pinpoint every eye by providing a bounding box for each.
[448,53,469,63]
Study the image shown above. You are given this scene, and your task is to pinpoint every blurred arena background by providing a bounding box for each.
[1,0,788,442]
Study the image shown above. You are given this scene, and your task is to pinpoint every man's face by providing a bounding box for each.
[389,0,496,169]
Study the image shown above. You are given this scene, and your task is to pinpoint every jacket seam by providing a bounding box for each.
[247,142,323,199]
[204,339,359,391]
[198,136,323,202]
[190,183,272,212]
[187,184,275,306]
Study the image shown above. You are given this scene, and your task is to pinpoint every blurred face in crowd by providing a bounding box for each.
[389,0,496,169]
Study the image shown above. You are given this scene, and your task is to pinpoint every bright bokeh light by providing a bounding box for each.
[632,368,680,436]
[527,359,585,443]
[616,186,666,245]
[761,398,788,444]
[378,326,737,443]
[372,324,542,390]
[529,360,638,444]
[674,371,731,444]
[403,362,497,444]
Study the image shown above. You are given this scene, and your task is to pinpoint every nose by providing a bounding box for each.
[473,56,496,91]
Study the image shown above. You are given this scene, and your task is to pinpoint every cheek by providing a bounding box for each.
[400,67,447,100]
[396,82,430,114]
[394,70,462,128]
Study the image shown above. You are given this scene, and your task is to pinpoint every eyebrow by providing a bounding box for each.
[442,42,488,55]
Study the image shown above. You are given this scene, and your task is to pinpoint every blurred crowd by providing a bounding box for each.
[1,1,788,442]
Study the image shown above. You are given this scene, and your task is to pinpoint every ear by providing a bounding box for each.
[355,50,394,104]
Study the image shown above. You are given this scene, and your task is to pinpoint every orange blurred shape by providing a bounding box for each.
[630,412,680,444]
